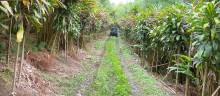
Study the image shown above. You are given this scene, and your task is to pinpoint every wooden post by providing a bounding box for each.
[185,29,193,96]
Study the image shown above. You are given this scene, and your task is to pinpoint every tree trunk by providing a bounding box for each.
[6,17,13,68]
[202,64,208,96]
[12,43,20,94]
[77,35,80,54]
[66,33,68,60]
[175,52,179,93]
[156,50,158,72]
[18,35,25,84]
[151,51,155,72]
[50,31,59,54]
[64,33,67,58]
[185,31,193,96]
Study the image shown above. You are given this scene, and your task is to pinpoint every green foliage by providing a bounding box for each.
[38,42,46,52]
[89,37,131,96]
[117,0,220,95]
[168,54,195,79]
[189,1,220,72]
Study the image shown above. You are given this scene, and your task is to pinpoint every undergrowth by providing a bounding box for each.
[88,37,131,96]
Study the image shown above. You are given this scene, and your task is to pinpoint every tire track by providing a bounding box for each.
[116,37,142,96]
[74,36,110,96]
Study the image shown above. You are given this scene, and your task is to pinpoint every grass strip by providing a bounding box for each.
[118,37,167,96]
[88,37,131,96]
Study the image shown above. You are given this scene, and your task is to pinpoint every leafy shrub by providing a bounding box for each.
[38,42,46,52]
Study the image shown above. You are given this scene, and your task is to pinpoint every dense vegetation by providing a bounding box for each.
[0,0,110,94]
[0,0,219,96]
[116,0,219,96]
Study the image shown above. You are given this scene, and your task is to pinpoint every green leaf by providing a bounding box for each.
[214,18,219,25]
[5,68,12,74]
[0,1,13,16]
[215,52,220,64]
[16,22,24,43]
[27,15,42,32]
[194,44,205,59]
[0,5,8,16]
[180,28,184,34]
[175,54,191,63]
[204,42,212,58]
[213,40,218,51]
[203,23,209,30]
[211,29,216,39]
[177,22,181,28]
[48,0,58,6]
[168,67,178,71]
[0,23,8,30]
[34,10,41,18]
[176,35,180,41]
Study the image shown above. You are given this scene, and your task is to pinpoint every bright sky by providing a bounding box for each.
[109,0,134,5]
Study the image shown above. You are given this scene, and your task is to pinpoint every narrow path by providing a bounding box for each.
[116,37,142,96]
[74,36,175,96]
[74,36,110,96]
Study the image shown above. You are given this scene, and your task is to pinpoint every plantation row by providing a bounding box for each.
[119,0,219,96]
[0,0,110,94]
[88,37,131,95]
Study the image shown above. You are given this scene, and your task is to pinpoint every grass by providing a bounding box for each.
[118,36,167,96]
[88,37,131,96]
[93,36,108,50]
